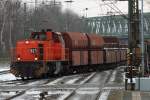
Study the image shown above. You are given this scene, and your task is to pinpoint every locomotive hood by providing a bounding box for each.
[15,40,44,61]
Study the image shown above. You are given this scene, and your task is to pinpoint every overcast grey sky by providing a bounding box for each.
[24,0,150,17]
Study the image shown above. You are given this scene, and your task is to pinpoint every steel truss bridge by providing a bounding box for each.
[84,13,150,38]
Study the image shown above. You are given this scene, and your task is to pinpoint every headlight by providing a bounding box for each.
[17,57,21,61]
[30,48,37,54]
[34,57,38,60]
[25,41,29,44]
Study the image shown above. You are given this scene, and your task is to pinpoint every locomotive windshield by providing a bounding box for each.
[31,32,46,40]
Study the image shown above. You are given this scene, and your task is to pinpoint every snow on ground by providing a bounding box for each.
[14,90,71,100]
[98,90,110,100]
[47,74,81,85]
[26,80,48,86]
[0,63,9,67]
[47,76,65,85]
[48,91,72,100]
[0,91,17,96]
[109,70,117,83]
[0,63,10,71]
[80,72,96,84]
[26,91,41,95]
[103,87,124,90]
[66,77,80,84]
[57,92,72,100]
[48,91,70,95]
[0,67,10,72]
[98,70,117,100]
[76,88,99,94]
[0,91,17,100]
[105,70,110,75]
[0,73,16,81]
[12,91,41,100]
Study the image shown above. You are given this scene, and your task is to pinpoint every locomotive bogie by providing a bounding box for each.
[10,62,47,78]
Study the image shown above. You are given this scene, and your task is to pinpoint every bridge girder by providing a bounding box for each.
[84,13,150,38]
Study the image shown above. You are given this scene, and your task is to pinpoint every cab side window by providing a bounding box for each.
[31,33,39,39]
[39,33,46,40]
[31,32,46,41]
[52,32,60,43]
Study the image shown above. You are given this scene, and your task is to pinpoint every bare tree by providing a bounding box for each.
[0,0,87,58]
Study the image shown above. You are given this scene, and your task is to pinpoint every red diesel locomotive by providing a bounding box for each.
[10,29,127,79]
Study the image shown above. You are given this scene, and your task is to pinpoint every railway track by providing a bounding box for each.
[64,71,112,100]
[0,72,96,99]
[63,72,96,100]
[0,67,125,100]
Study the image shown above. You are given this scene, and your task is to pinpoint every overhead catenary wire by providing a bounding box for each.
[102,1,128,19]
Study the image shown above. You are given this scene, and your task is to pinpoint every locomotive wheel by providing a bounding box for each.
[42,73,48,79]
[63,65,70,75]
[21,77,25,80]
[88,68,93,72]
[47,64,55,77]
[27,76,30,80]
